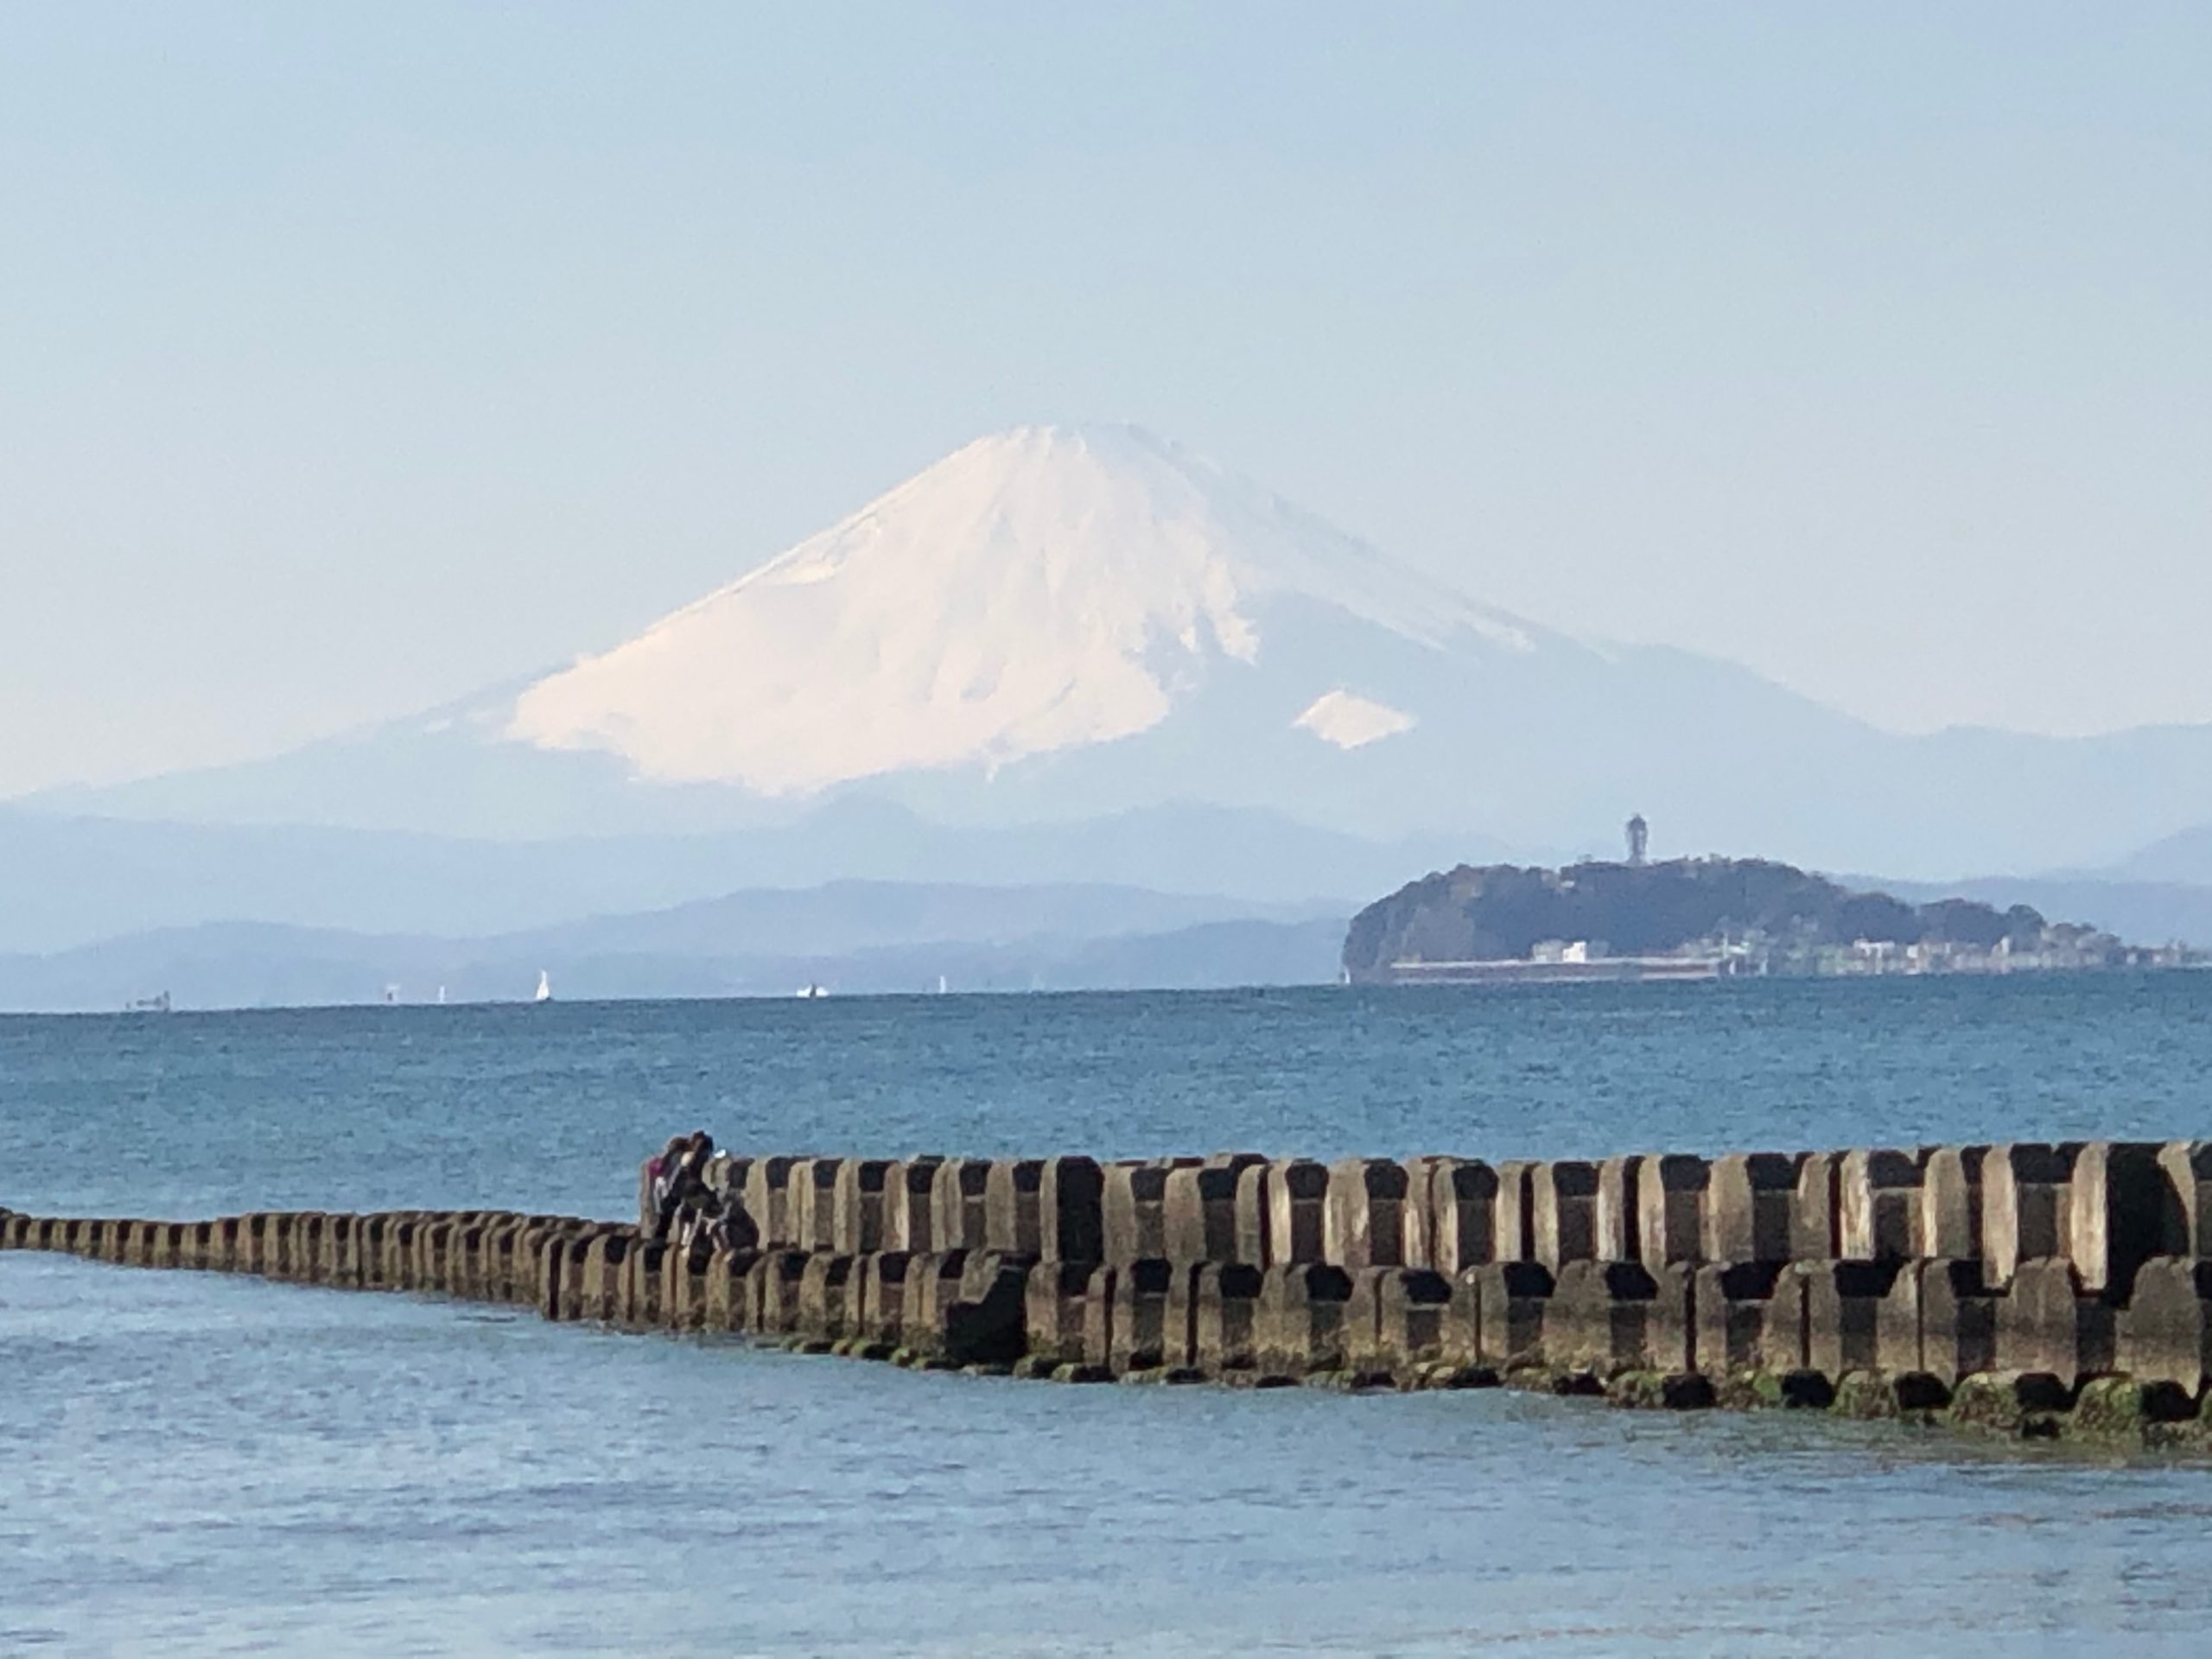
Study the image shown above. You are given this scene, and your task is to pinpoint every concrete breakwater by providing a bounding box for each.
[8,1139,2212,1447]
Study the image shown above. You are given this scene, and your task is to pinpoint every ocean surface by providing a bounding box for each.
[4,976,2211,1656]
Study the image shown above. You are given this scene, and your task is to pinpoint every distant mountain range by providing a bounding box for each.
[12,422,2212,1008]
[0,801,1480,957]
[0,880,1347,1013]
[21,424,2212,883]
[8,855,2211,1014]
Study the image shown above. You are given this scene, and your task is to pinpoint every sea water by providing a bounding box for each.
[3,977,2210,1656]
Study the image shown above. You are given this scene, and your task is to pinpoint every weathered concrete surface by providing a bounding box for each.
[10,1128,2212,1449]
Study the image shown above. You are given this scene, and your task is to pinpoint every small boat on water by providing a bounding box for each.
[533,970,553,1004]
[795,982,828,1000]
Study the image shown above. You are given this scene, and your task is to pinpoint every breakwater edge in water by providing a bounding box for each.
[11,1137,2212,1449]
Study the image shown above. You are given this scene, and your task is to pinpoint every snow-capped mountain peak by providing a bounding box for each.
[504,423,1535,794]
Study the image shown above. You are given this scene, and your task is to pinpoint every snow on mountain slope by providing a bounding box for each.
[33,421,2212,879]
[505,424,1535,793]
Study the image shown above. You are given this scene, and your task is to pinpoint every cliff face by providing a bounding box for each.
[1340,858,2045,981]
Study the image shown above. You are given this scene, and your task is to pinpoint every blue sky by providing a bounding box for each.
[3,5,2207,793]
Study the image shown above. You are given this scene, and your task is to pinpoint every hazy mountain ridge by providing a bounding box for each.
[0,902,1349,1013]
[0,802,1473,956]
[21,424,2212,879]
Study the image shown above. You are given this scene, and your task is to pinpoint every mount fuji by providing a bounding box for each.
[29,423,2212,885]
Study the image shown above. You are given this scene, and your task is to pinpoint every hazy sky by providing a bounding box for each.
[3,5,2207,796]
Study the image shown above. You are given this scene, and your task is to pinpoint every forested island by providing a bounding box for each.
[1341,856,2193,985]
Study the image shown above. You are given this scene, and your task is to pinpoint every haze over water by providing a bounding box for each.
[5,978,2212,1655]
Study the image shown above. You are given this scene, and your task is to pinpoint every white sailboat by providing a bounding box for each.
[533,969,553,1004]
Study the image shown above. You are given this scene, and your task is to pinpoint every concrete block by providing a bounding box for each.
[885,1158,943,1253]
[1107,1258,1175,1371]
[623,1240,668,1326]
[789,1158,843,1253]
[1998,1257,2113,1387]
[1256,1262,1353,1376]
[582,1231,632,1321]
[1103,1161,1176,1262]
[315,1215,353,1286]
[1645,1262,1697,1374]
[1548,1261,1659,1374]
[1421,1159,1498,1272]
[2068,1141,2170,1295]
[1981,1142,2083,1287]
[383,1217,417,1288]
[1918,1258,2000,1385]
[1595,1157,1642,1263]
[1634,1155,1708,1267]
[0,1214,24,1250]
[525,1230,563,1319]
[1347,1267,1453,1374]
[239,1213,273,1275]
[665,1242,715,1331]
[2119,1256,2212,1390]
[1163,1165,1241,1265]
[798,1253,857,1343]
[944,1251,1031,1365]
[741,1156,799,1249]
[149,1223,183,1270]
[1790,1152,1845,1262]
[346,1217,378,1285]
[1324,1158,1408,1268]
[1027,1261,1092,1365]
[1839,1148,1928,1261]
[899,1251,969,1353]
[1261,1159,1329,1266]
[1703,1153,1808,1265]
[1399,1156,1452,1268]
[420,1219,455,1294]
[856,1251,911,1345]
[1466,1261,1552,1368]
[832,1159,895,1254]
[448,1223,488,1300]
[1800,1260,1909,1382]
[2156,1141,2211,1256]
[1080,1264,1119,1370]
[1692,1262,1789,1376]
[702,1249,752,1332]
[552,1232,597,1319]
[1920,1145,1986,1260]
[1233,1164,1273,1266]
[1191,1262,1265,1374]
[1037,1156,1104,1264]
[930,1159,991,1253]
[485,1218,529,1301]
[750,1249,810,1336]
[1530,1161,1599,1273]
[1495,1161,1539,1262]
[983,1159,1045,1255]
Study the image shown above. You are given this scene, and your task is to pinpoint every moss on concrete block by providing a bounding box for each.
[1948,1370,2072,1437]
[1608,1370,1715,1410]
[1834,1370,1948,1422]
[2069,1376,2199,1446]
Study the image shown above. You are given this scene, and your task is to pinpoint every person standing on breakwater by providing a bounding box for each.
[641,1135,689,1233]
